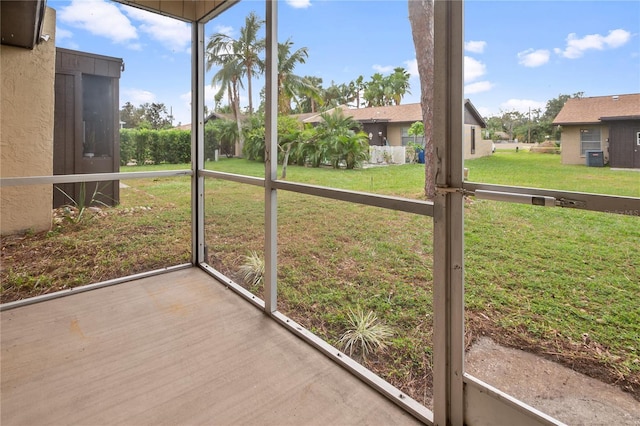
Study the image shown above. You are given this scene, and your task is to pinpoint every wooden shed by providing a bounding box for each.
[53,48,123,208]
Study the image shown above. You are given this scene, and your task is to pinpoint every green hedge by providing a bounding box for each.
[120,128,219,165]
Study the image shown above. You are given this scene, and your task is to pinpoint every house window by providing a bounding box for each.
[471,126,476,154]
[401,127,425,147]
[580,128,601,156]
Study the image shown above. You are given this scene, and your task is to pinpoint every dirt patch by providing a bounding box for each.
[466,312,640,401]
[466,337,640,425]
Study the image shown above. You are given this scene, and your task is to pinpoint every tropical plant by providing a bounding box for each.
[387,67,411,106]
[242,113,266,161]
[209,57,245,153]
[316,109,367,169]
[54,182,110,224]
[210,118,238,157]
[297,126,324,168]
[277,39,319,114]
[340,132,370,169]
[363,72,386,107]
[238,251,264,289]
[316,108,362,135]
[408,121,425,145]
[338,307,393,360]
[294,75,324,114]
[352,75,365,109]
[206,11,265,114]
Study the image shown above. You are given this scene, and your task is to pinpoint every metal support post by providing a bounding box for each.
[432,1,465,424]
[264,0,278,313]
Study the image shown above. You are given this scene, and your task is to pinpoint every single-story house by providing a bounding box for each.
[301,100,492,160]
[553,93,640,168]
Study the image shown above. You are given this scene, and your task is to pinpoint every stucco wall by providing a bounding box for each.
[388,123,492,160]
[560,125,610,165]
[1,8,56,235]
[463,124,493,160]
[387,124,404,146]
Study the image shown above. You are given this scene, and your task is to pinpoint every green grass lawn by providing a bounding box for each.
[2,151,638,403]
[465,151,640,197]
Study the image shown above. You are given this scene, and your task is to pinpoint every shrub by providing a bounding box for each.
[530,140,561,155]
[119,128,191,165]
[238,251,264,289]
[338,307,393,359]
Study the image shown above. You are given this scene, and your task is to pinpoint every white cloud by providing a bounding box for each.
[500,99,546,114]
[476,106,491,118]
[464,56,486,82]
[372,64,394,74]
[517,49,550,67]
[121,88,156,105]
[58,0,137,44]
[405,59,419,78]
[124,7,191,53]
[55,27,80,49]
[286,0,312,9]
[554,29,631,59]
[214,25,235,37]
[465,81,494,94]
[465,40,486,54]
[55,27,73,41]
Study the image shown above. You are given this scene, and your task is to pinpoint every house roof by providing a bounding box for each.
[552,93,640,125]
[302,100,486,127]
[113,0,234,23]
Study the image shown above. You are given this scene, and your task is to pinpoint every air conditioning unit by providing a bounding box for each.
[586,150,604,167]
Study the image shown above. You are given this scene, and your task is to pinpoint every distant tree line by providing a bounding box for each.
[483,93,583,143]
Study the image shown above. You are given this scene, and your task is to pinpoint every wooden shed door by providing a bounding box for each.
[53,72,79,208]
[609,122,640,169]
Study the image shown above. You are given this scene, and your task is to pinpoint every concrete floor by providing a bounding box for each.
[1,268,422,425]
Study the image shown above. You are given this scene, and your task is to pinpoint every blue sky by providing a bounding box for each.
[49,0,639,125]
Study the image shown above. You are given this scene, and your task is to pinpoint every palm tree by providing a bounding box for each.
[209,56,245,155]
[277,39,318,114]
[353,75,365,109]
[206,12,265,115]
[295,76,324,113]
[235,12,264,114]
[317,108,362,135]
[388,67,411,105]
[317,109,366,169]
[363,73,386,107]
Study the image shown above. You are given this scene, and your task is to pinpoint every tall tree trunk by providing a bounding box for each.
[232,81,244,157]
[408,0,435,200]
[247,68,253,115]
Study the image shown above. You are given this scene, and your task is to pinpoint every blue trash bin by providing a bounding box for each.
[418,150,425,164]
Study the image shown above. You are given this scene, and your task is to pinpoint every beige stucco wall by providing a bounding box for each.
[560,125,609,165]
[463,124,493,160]
[388,123,493,160]
[387,124,404,146]
[1,8,56,235]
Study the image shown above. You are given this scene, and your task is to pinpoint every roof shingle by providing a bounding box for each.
[302,100,486,127]
[552,93,640,125]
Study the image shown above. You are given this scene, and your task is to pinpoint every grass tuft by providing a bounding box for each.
[238,251,265,288]
[339,307,394,359]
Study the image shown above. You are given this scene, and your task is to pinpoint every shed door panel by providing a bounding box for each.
[53,72,77,208]
[609,122,640,169]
